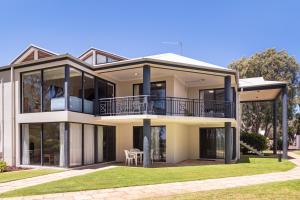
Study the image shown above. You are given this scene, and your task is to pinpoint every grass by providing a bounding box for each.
[0,156,295,198]
[0,169,63,183]
[155,179,300,200]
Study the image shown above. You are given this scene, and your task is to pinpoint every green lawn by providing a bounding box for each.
[0,169,62,183]
[0,156,295,198]
[155,179,300,200]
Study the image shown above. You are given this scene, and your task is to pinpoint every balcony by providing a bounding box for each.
[97,95,235,118]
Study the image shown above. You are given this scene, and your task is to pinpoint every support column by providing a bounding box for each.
[273,99,278,154]
[224,76,232,164]
[64,122,70,167]
[225,122,232,164]
[282,86,288,159]
[143,65,151,167]
[143,119,151,167]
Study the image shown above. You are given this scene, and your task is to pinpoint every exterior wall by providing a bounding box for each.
[0,70,13,165]
[115,121,238,164]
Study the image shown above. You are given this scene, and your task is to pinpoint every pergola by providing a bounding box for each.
[239,77,288,158]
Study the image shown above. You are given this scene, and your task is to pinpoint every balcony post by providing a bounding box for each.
[143,65,151,167]
[273,98,278,154]
[143,65,151,114]
[282,85,288,159]
[224,75,232,164]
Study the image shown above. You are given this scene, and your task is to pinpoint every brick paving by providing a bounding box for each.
[2,152,300,200]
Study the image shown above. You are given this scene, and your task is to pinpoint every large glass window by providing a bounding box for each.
[22,71,42,113]
[21,123,64,167]
[133,126,166,162]
[43,67,65,112]
[200,128,236,159]
[133,81,166,114]
[70,123,82,166]
[21,124,41,165]
[83,74,94,114]
[84,124,95,164]
[43,123,63,166]
[69,68,82,112]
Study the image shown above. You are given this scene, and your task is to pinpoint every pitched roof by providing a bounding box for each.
[95,52,235,75]
[10,44,58,64]
[78,47,127,61]
[239,77,287,89]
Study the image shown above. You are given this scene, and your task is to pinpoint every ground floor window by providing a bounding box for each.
[200,128,236,160]
[133,126,166,162]
[21,123,116,167]
[21,123,65,167]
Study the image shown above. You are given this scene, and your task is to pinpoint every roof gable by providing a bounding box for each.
[11,45,57,64]
[79,47,127,66]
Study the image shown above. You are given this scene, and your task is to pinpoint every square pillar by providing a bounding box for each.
[143,65,151,167]
[224,76,232,164]
[282,86,288,159]
[225,122,232,164]
[273,99,278,154]
[143,119,151,167]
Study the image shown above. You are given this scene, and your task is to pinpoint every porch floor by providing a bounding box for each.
[116,159,225,168]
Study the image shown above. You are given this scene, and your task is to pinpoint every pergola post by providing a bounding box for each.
[143,65,151,167]
[273,99,278,154]
[282,86,288,159]
[224,75,232,164]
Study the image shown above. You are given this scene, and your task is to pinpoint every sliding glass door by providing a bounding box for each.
[133,126,166,162]
[200,128,235,160]
[133,81,166,114]
[21,123,65,166]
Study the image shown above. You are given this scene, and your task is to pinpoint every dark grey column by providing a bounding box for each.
[282,86,288,159]
[143,65,151,167]
[273,99,278,154]
[225,122,232,164]
[224,76,232,164]
[64,123,70,167]
[143,119,151,167]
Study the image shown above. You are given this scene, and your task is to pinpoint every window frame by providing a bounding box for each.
[20,65,116,114]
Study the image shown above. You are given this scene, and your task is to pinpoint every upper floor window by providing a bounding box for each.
[96,54,106,64]
[69,68,82,112]
[22,71,42,113]
[21,65,114,114]
[43,67,65,112]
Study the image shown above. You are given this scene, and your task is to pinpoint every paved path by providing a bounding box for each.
[3,153,300,200]
[0,164,116,194]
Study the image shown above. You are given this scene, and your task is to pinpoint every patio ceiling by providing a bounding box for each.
[98,66,235,87]
[239,77,287,102]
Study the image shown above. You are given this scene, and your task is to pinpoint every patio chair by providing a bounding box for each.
[151,149,154,164]
[124,150,135,166]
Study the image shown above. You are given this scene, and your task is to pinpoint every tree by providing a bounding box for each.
[229,48,299,138]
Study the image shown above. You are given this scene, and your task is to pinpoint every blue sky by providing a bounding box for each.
[0,0,299,67]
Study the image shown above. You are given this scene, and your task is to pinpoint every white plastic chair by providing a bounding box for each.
[151,149,154,164]
[124,150,135,166]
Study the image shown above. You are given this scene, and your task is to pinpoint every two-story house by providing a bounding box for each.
[0,45,288,168]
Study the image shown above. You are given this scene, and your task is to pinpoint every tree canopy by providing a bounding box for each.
[229,48,299,138]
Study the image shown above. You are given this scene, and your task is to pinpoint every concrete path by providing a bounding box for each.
[3,153,300,200]
[0,164,116,194]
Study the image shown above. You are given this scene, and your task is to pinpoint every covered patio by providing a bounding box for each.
[95,54,238,167]
[239,77,288,158]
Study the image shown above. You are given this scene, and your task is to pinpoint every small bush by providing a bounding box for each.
[0,161,7,173]
[241,132,268,154]
[277,138,283,151]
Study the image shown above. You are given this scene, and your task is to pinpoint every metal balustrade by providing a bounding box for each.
[97,95,235,118]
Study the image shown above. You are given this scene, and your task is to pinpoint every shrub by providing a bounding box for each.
[241,132,268,154]
[0,161,7,172]
[277,138,283,151]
